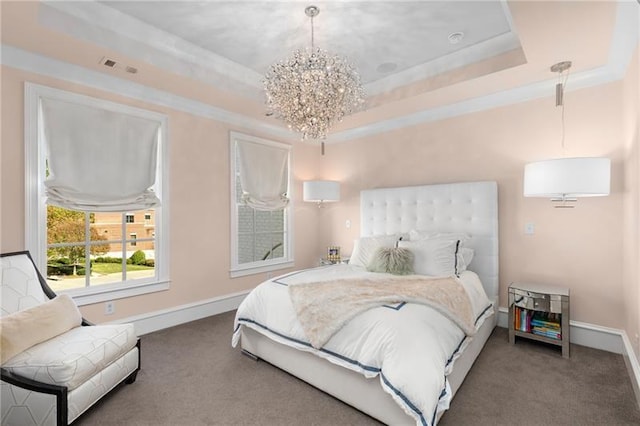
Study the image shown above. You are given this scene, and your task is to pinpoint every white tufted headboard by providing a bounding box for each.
[360,181,499,303]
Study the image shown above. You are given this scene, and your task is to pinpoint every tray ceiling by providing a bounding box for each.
[42,1,525,102]
[3,0,629,139]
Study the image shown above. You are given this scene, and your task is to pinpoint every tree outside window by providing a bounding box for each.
[47,206,110,276]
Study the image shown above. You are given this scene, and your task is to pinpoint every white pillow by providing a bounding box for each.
[398,239,460,277]
[457,247,475,273]
[349,235,399,267]
[408,230,474,273]
[0,294,82,362]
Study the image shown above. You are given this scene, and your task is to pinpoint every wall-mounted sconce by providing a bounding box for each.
[303,180,340,207]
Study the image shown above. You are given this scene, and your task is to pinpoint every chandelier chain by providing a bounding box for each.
[310,13,315,49]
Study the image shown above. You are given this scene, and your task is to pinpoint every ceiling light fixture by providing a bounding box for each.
[448,32,465,45]
[523,61,611,207]
[264,5,365,153]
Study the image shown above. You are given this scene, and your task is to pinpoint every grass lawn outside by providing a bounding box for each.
[46,262,155,292]
[91,263,153,274]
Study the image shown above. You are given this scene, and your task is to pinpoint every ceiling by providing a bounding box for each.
[38,1,526,103]
[1,1,636,140]
[100,1,522,96]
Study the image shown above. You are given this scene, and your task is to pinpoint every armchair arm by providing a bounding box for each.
[1,367,68,425]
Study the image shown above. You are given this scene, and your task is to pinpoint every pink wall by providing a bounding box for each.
[0,0,635,335]
[623,45,640,357]
[317,81,627,329]
[0,65,633,333]
[0,65,321,323]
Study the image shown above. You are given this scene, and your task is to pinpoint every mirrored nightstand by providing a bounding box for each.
[319,257,350,266]
[508,282,570,358]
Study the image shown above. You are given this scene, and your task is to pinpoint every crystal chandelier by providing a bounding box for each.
[264,5,365,145]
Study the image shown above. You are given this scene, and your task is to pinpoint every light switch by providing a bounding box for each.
[345,219,351,229]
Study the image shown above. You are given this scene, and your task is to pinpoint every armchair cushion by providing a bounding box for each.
[0,294,82,363]
[2,323,137,391]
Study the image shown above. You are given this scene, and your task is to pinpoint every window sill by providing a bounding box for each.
[61,279,170,306]
[230,261,294,278]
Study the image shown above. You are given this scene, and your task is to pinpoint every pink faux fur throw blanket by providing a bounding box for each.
[288,275,476,349]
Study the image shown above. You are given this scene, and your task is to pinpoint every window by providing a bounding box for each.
[46,209,154,290]
[25,83,169,305]
[229,132,293,277]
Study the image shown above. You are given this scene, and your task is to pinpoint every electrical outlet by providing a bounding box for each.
[525,223,535,235]
[105,301,115,315]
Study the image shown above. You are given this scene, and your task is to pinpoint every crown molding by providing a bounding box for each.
[1,2,637,145]
[326,65,618,143]
[327,0,639,143]
[39,0,263,100]
[0,44,296,142]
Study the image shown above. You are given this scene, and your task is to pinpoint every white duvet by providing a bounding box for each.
[232,264,493,426]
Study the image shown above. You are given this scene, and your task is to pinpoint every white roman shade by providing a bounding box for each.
[41,98,161,212]
[236,139,289,211]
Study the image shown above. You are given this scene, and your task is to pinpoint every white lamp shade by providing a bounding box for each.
[303,180,340,203]
[524,157,611,198]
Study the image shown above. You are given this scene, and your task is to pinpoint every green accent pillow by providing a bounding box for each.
[367,247,414,275]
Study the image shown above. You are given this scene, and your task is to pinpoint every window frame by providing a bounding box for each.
[229,131,294,277]
[25,82,170,305]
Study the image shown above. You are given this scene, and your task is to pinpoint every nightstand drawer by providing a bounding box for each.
[512,289,550,312]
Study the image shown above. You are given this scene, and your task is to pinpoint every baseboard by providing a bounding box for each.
[109,290,249,335]
[622,331,640,409]
[497,307,640,408]
[497,307,624,353]
[110,298,640,408]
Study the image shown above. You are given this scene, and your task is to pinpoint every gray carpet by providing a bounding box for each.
[76,311,640,425]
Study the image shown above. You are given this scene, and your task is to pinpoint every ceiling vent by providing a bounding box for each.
[99,57,138,75]
[101,57,117,67]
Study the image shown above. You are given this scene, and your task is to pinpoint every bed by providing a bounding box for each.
[232,181,499,425]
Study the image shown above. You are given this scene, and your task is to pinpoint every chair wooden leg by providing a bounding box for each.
[124,371,138,385]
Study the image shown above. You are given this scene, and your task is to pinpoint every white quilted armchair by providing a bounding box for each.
[1,251,140,425]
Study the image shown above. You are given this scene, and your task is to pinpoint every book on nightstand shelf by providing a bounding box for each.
[513,307,562,340]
